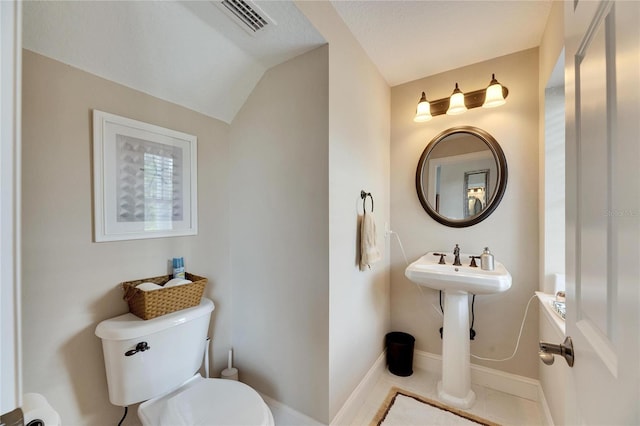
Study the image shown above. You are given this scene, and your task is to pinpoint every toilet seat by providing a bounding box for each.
[138,374,274,426]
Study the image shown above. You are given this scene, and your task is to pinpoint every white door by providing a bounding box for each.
[565,1,639,424]
[1,0,23,419]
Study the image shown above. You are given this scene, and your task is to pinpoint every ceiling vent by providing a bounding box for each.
[214,0,276,36]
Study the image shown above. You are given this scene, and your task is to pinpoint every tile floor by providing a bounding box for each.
[349,367,546,426]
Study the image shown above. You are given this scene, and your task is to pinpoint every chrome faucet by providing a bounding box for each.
[453,244,462,266]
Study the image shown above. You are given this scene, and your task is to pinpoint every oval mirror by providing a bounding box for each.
[415,126,507,227]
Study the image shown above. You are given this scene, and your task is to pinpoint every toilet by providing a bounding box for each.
[95,298,274,426]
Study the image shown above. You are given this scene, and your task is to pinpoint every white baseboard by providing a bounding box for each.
[263,349,554,426]
[330,351,386,426]
[413,349,542,402]
[537,384,555,426]
[260,393,325,426]
[258,352,386,426]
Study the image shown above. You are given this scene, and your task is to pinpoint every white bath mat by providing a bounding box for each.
[371,387,499,426]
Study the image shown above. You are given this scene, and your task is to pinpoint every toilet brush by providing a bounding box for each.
[221,348,239,381]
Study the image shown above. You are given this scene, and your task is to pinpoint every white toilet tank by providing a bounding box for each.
[95,298,215,406]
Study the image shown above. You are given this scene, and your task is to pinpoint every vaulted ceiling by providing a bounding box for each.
[331,0,552,86]
[23,1,552,124]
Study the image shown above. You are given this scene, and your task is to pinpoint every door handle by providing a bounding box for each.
[539,336,574,367]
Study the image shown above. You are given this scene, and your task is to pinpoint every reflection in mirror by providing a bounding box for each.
[416,126,507,227]
[464,169,489,218]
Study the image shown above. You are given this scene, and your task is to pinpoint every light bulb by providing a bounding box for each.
[413,92,432,122]
[446,83,467,115]
[483,74,506,108]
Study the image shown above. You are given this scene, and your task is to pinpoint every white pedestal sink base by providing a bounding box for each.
[404,252,512,411]
[437,380,476,409]
[438,291,476,409]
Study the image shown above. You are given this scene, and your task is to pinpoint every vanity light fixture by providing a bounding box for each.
[413,74,509,122]
[446,83,467,115]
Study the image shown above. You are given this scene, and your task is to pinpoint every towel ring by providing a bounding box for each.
[360,190,374,212]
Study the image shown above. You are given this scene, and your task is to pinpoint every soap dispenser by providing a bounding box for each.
[480,247,495,271]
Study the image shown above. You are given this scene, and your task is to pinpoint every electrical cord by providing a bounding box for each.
[470,294,475,329]
[389,230,436,307]
[470,294,476,340]
[439,291,444,338]
[117,406,128,426]
[388,230,444,315]
[471,294,538,362]
[388,230,409,266]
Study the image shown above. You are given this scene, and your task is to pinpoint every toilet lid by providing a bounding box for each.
[139,376,274,426]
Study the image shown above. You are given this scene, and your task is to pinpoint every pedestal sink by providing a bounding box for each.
[405,251,512,409]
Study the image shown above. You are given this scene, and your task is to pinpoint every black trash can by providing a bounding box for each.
[385,332,415,376]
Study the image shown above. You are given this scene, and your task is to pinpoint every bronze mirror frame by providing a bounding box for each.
[415,126,508,228]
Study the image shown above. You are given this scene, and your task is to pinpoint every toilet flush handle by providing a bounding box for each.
[125,341,150,357]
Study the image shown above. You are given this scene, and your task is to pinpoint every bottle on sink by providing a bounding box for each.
[480,247,495,271]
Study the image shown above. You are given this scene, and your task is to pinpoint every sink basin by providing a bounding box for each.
[405,252,511,294]
[404,251,512,409]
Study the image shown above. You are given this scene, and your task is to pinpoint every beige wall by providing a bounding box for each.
[229,45,330,422]
[22,50,232,425]
[295,2,392,421]
[22,24,389,424]
[390,48,540,379]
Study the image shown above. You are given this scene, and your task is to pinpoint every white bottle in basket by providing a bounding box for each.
[172,257,185,279]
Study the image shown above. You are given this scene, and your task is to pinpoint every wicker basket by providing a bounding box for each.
[122,273,207,320]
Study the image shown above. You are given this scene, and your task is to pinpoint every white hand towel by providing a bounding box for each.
[360,211,382,269]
